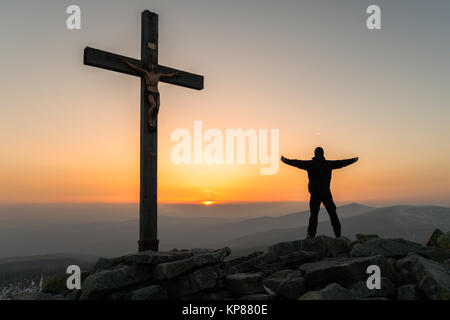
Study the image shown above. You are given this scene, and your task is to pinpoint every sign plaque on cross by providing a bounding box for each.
[83,10,204,252]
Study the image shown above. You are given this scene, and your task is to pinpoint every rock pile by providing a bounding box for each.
[23,230,450,300]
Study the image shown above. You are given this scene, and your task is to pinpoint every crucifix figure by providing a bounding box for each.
[122,59,180,129]
[83,10,204,252]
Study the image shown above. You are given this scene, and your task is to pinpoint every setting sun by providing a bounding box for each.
[202,201,215,206]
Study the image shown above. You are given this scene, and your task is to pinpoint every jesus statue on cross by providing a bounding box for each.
[122,59,180,128]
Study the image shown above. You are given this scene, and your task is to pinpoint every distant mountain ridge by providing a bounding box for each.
[222,205,450,253]
[0,203,448,259]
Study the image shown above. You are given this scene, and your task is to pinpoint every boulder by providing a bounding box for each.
[91,257,116,273]
[109,250,196,266]
[267,236,350,259]
[263,270,306,300]
[65,290,81,300]
[398,268,417,285]
[151,247,230,280]
[397,284,420,300]
[356,234,379,242]
[11,292,66,300]
[444,259,450,268]
[230,249,318,274]
[130,285,167,300]
[299,283,354,300]
[164,265,220,299]
[278,250,320,267]
[396,253,450,300]
[80,265,153,300]
[348,277,396,299]
[299,255,398,288]
[226,273,264,296]
[424,229,443,247]
[350,238,427,259]
[437,232,450,249]
[422,246,450,263]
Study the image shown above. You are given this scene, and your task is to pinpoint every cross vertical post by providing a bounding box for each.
[139,11,158,252]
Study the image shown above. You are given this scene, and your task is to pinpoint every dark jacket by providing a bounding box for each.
[282,156,358,195]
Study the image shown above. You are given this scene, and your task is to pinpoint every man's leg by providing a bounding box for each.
[323,193,341,238]
[308,196,321,238]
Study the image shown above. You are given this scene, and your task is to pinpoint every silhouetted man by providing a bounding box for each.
[281,147,358,238]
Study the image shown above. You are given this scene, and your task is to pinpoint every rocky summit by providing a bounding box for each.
[18,230,450,300]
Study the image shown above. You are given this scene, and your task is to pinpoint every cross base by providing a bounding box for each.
[138,239,159,252]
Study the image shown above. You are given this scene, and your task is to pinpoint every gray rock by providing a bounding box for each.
[424,229,443,247]
[230,250,317,274]
[444,259,450,267]
[351,238,427,259]
[65,290,81,300]
[397,284,420,300]
[151,247,231,280]
[398,268,417,285]
[422,246,450,263]
[130,285,167,300]
[356,234,379,242]
[299,283,355,300]
[299,255,398,288]
[165,266,220,299]
[91,257,116,273]
[396,253,450,300]
[437,232,450,249]
[225,251,266,267]
[11,292,66,300]
[110,250,196,266]
[263,270,306,300]
[349,277,396,299]
[226,273,265,296]
[80,265,153,300]
[267,236,350,259]
[278,250,320,267]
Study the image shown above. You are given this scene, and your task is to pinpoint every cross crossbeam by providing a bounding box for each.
[84,47,203,90]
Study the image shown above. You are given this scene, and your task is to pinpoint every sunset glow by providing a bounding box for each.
[0,1,450,207]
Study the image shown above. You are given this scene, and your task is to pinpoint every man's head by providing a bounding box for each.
[314,147,324,158]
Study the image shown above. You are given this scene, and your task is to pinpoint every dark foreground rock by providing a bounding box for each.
[350,238,428,259]
[396,253,450,300]
[396,284,420,300]
[263,270,306,299]
[299,255,398,288]
[424,229,443,247]
[299,283,354,300]
[29,231,450,301]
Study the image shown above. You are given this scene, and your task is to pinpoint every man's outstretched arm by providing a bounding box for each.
[281,156,309,170]
[330,157,359,169]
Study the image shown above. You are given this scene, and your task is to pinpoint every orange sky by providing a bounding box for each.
[1,1,450,206]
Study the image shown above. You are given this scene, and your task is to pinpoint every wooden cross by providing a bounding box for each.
[83,10,204,252]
